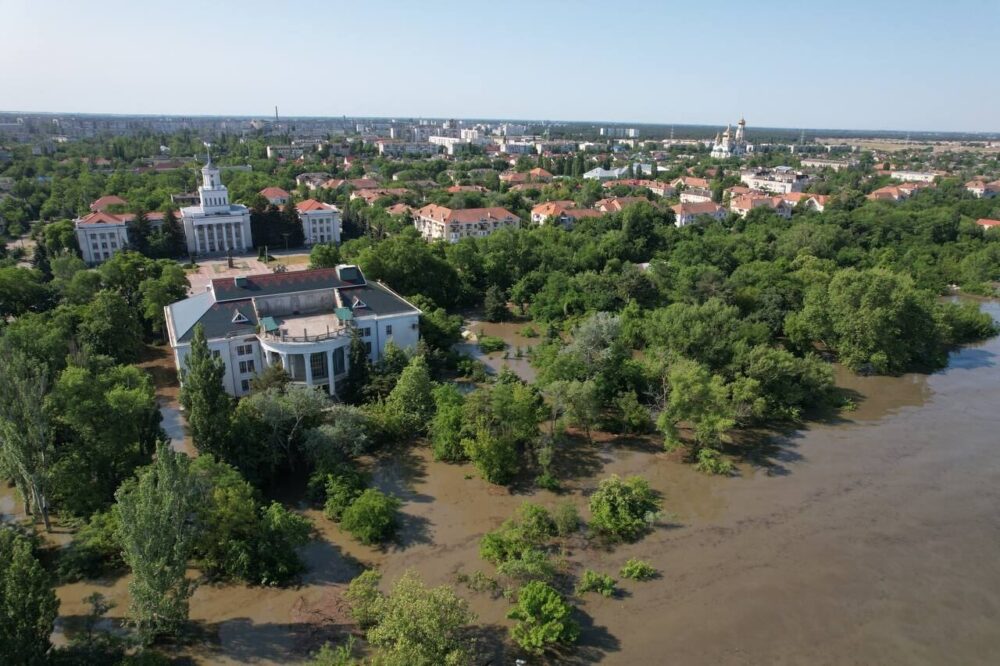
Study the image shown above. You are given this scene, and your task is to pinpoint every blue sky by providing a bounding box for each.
[2,0,997,132]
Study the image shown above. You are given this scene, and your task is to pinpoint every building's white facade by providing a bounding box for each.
[740,166,809,194]
[74,211,166,265]
[181,160,253,256]
[165,265,421,398]
[376,141,438,157]
[801,157,857,171]
[671,202,727,227]
[75,213,130,265]
[890,170,938,183]
[297,199,341,245]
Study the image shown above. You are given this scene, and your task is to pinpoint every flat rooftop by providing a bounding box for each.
[265,311,347,342]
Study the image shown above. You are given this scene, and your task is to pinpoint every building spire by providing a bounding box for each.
[203,141,212,165]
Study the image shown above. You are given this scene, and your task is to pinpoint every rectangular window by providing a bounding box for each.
[237,344,252,356]
[386,325,392,335]
[333,347,345,374]
[361,327,372,337]
[239,360,255,374]
[240,379,250,393]
[364,341,372,354]
[212,350,221,358]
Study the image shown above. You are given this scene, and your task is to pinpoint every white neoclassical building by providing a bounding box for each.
[297,199,341,245]
[181,159,253,256]
[74,210,165,265]
[164,265,421,397]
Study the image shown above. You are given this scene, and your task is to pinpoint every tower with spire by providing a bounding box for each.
[180,150,253,256]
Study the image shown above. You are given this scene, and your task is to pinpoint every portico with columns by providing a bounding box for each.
[181,156,253,256]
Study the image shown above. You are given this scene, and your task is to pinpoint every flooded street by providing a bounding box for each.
[455,317,542,382]
[137,344,193,455]
[14,304,1000,663]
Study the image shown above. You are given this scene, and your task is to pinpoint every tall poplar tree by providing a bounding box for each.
[179,324,233,457]
[115,443,196,644]
[0,528,59,664]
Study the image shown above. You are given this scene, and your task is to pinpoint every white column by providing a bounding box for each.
[327,350,335,396]
[212,225,220,253]
[279,352,288,375]
[230,223,237,251]
[304,353,313,387]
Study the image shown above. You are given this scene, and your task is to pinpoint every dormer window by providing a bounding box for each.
[351,296,367,310]
[231,309,249,324]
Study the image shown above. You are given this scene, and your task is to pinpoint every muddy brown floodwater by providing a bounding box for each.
[7,303,999,664]
[455,317,542,382]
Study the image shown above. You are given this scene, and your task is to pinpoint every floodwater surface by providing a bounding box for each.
[15,304,1000,664]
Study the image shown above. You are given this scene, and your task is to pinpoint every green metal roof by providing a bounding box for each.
[261,316,279,332]
[334,307,354,321]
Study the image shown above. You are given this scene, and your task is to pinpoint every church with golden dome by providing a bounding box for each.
[710,116,752,159]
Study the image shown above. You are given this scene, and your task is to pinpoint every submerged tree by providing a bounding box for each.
[0,351,54,531]
[0,528,59,664]
[115,443,197,644]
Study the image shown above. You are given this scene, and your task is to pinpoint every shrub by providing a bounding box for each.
[516,503,556,543]
[614,390,652,434]
[479,524,531,565]
[57,510,123,582]
[535,472,561,491]
[430,384,467,462]
[252,502,313,586]
[619,558,657,581]
[694,447,735,476]
[588,475,661,542]
[365,570,475,666]
[308,637,359,666]
[520,325,539,338]
[323,469,368,522]
[462,429,519,485]
[478,335,507,353]
[496,547,556,582]
[937,300,999,345]
[341,489,402,545]
[553,501,581,537]
[345,570,383,628]
[575,570,616,597]
[507,581,579,655]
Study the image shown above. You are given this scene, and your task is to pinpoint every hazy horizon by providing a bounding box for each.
[3,0,998,133]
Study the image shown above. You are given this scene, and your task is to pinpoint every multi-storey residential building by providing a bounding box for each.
[180,159,253,256]
[296,199,341,245]
[729,194,793,219]
[965,179,1000,198]
[801,157,858,171]
[740,166,808,194]
[671,202,726,227]
[260,187,290,206]
[376,141,439,157]
[90,194,128,212]
[265,145,305,160]
[890,170,938,183]
[530,200,601,227]
[679,187,714,204]
[413,204,520,242]
[74,210,166,264]
[164,265,421,397]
